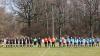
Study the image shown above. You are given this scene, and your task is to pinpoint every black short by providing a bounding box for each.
[10,41,13,44]
[78,42,80,45]
[20,42,22,44]
[38,42,41,45]
[96,41,99,43]
[81,42,83,44]
[6,42,8,44]
[70,42,72,44]
[48,41,50,44]
[30,41,33,44]
[16,41,18,44]
[85,42,87,45]
[23,42,25,45]
[92,42,94,44]
[74,42,77,45]
[89,42,91,44]
[67,42,69,44]
[59,42,61,45]
[34,42,37,45]
[52,42,55,44]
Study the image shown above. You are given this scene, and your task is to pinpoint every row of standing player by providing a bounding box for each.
[2,37,56,47]
[59,36,100,47]
[35,36,100,47]
[2,36,100,47]
[3,37,33,47]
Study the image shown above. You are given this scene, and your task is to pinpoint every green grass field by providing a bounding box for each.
[0,47,100,56]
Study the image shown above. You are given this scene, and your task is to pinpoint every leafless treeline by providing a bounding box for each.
[0,0,100,38]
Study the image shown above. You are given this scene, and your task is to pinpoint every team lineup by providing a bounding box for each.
[1,36,100,48]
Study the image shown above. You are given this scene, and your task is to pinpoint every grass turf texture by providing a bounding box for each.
[0,47,100,56]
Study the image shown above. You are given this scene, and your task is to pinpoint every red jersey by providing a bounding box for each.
[44,38,48,42]
[48,37,51,42]
[51,37,55,42]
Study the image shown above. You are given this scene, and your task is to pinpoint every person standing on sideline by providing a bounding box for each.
[66,37,70,47]
[74,38,77,47]
[33,37,37,47]
[95,37,100,47]
[51,37,56,47]
[89,38,92,47]
[44,37,48,47]
[62,37,66,47]
[23,38,26,47]
[72,37,75,47]
[26,37,29,47]
[37,37,41,47]
[47,36,51,47]
[91,37,95,47]
[6,38,9,47]
[16,38,18,47]
[76,38,79,47]
[3,38,7,47]
[63,38,66,47]
[59,37,62,47]
[83,38,86,47]
[29,38,33,47]
[86,38,89,47]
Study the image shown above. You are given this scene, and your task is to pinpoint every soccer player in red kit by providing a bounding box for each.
[51,37,56,47]
[48,36,51,47]
[44,37,48,47]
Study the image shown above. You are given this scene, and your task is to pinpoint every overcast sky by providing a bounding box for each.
[0,0,71,13]
[0,0,12,13]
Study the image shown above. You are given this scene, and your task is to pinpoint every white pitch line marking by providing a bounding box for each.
[40,48,50,56]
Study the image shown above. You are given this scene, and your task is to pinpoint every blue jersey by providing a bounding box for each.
[74,39,77,43]
[79,39,81,43]
[70,38,73,42]
[91,38,95,42]
[76,39,79,44]
[89,38,92,43]
[59,38,62,42]
[83,39,86,43]
[80,39,83,43]
[67,38,70,43]
[71,38,74,44]
[95,38,100,42]
[86,39,89,44]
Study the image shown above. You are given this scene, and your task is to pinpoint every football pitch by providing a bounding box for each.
[0,47,100,56]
